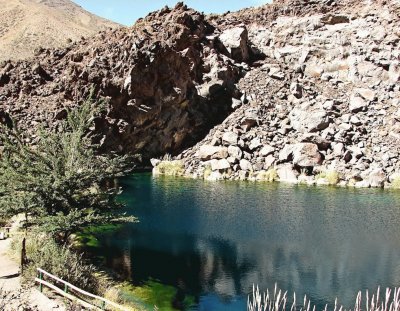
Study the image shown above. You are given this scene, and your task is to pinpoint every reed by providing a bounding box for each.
[248,285,400,311]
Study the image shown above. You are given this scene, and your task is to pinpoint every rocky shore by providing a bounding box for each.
[157,0,400,188]
[1,0,400,188]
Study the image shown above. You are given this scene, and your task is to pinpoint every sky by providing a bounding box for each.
[72,0,271,26]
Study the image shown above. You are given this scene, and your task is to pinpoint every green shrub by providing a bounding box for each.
[316,170,340,185]
[11,235,105,295]
[203,165,212,180]
[391,175,400,189]
[257,169,278,182]
[154,161,184,176]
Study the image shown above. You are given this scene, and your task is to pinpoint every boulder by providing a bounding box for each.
[241,109,259,131]
[277,164,299,183]
[320,14,350,25]
[300,133,330,150]
[349,95,368,112]
[260,145,275,156]
[368,168,386,188]
[264,155,276,170]
[279,143,323,167]
[292,143,323,167]
[239,159,253,171]
[206,171,223,181]
[212,159,231,171]
[332,143,345,156]
[355,88,375,101]
[228,145,243,160]
[249,137,262,151]
[150,158,161,167]
[290,82,303,98]
[269,67,285,80]
[222,131,238,145]
[218,27,249,62]
[289,103,330,133]
[199,145,228,160]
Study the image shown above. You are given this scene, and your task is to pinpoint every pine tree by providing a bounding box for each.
[0,98,135,242]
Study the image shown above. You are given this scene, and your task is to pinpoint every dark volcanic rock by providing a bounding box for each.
[0,3,243,159]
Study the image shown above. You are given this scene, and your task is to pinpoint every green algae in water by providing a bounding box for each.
[74,224,123,249]
[118,280,195,311]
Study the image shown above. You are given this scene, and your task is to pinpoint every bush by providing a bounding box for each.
[203,165,212,180]
[11,235,105,295]
[391,175,400,189]
[316,170,340,185]
[257,169,278,182]
[154,161,184,177]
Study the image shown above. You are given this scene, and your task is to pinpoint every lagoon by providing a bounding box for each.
[90,173,400,310]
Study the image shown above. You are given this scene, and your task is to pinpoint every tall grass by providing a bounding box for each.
[10,234,104,294]
[248,285,400,311]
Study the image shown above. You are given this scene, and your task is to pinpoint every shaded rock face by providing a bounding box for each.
[0,3,246,159]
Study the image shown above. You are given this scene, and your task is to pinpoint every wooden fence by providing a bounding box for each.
[35,268,129,310]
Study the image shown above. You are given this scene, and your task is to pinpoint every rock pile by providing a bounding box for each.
[0,3,245,158]
[171,0,400,188]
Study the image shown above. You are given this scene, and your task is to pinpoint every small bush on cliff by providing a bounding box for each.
[154,160,184,176]
[0,97,135,243]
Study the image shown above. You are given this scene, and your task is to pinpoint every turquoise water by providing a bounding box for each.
[92,173,400,310]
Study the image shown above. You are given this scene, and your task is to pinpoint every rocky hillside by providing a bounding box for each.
[0,3,243,158]
[1,0,400,188]
[0,0,119,62]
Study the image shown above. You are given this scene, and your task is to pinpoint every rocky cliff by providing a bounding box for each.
[1,0,400,188]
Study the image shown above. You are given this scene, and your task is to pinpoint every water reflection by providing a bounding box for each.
[92,174,400,310]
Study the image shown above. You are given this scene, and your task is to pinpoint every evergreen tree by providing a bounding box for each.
[0,98,135,242]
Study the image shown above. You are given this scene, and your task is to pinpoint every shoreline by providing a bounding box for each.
[152,161,400,190]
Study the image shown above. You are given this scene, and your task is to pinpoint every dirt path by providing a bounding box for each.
[0,238,65,311]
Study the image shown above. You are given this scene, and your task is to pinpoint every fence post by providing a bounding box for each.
[39,270,43,292]
[64,284,68,294]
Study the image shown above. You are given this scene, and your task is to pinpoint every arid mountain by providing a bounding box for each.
[1,0,400,188]
[0,0,120,62]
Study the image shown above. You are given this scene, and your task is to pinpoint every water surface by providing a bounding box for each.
[91,173,400,310]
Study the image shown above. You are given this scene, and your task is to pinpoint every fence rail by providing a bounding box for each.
[35,268,129,310]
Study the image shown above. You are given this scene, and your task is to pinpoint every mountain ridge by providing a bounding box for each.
[0,0,120,62]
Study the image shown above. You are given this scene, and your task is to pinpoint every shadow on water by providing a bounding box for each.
[84,173,400,310]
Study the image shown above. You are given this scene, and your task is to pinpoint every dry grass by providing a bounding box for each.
[391,175,400,189]
[257,169,278,182]
[316,170,340,185]
[153,160,185,177]
[203,165,212,180]
[248,285,400,311]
